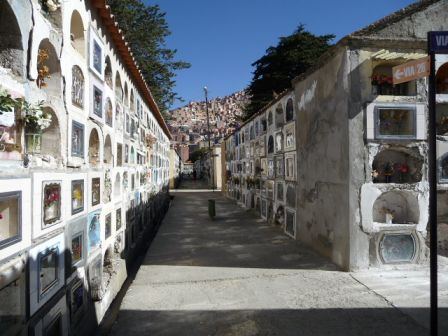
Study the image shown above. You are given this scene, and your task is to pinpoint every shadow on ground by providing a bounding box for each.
[111,307,440,336]
[142,191,336,270]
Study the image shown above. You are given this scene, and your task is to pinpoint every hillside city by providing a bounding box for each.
[168,90,249,162]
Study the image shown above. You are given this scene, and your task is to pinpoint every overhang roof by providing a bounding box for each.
[90,0,171,140]
[371,49,427,61]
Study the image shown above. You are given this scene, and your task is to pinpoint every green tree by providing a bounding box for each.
[189,147,208,163]
[244,25,334,119]
[107,0,190,112]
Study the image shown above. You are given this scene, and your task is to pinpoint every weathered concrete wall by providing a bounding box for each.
[293,48,351,270]
[365,0,448,40]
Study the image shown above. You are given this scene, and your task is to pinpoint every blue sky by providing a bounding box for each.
[148,0,415,109]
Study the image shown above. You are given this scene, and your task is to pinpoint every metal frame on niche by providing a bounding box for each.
[0,191,22,249]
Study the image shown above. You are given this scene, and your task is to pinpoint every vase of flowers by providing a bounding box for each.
[18,100,51,154]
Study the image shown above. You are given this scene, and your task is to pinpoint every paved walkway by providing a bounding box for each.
[107,185,438,335]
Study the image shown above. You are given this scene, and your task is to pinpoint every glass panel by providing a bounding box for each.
[45,314,62,336]
[376,107,415,138]
[71,180,84,215]
[380,234,416,263]
[43,183,61,226]
[91,178,100,206]
[71,66,84,108]
[0,192,21,247]
[39,249,58,296]
[71,121,84,157]
[71,233,82,265]
[93,86,102,118]
[116,209,122,230]
[71,281,84,318]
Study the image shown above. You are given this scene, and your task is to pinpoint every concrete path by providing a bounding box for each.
[109,189,431,336]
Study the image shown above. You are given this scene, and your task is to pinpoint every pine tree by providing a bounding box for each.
[244,25,334,119]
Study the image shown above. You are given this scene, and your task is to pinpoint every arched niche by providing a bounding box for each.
[267,135,274,154]
[436,63,448,94]
[268,111,273,127]
[104,134,112,164]
[88,128,100,167]
[0,2,24,77]
[275,104,284,128]
[37,39,61,97]
[372,190,419,224]
[372,147,423,183]
[130,146,135,164]
[124,83,129,107]
[105,56,112,88]
[71,65,84,108]
[105,98,113,127]
[286,98,294,122]
[114,173,121,197]
[115,72,123,103]
[70,10,85,57]
[371,64,416,96]
[40,107,61,158]
[130,89,135,112]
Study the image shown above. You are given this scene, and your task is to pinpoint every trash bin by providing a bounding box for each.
[208,199,216,219]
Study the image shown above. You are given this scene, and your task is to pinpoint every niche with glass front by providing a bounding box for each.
[285,153,296,181]
[275,104,284,129]
[275,155,284,178]
[436,104,448,135]
[42,182,61,227]
[71,121,84,158]
[374,106,416,140]
[378,232,417,264]
[0,191,21,249]
[71,179,84,215]
[372,190,419,225]
[275,205,285,226]
[372,147,423,184]
[286,183,296,208]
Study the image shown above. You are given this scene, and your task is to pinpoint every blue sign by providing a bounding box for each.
[429,31,448,53]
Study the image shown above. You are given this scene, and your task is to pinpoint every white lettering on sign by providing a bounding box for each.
[436,35,448,47]
[392,56,430,85]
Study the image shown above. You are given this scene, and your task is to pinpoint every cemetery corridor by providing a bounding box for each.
[105,183,429,336]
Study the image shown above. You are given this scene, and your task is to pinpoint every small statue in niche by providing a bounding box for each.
[381,207,396,224]
[383,162,394,183]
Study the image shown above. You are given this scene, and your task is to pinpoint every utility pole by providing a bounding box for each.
[204,86,214,191]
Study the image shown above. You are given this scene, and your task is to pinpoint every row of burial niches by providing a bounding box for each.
[435,58,448,259]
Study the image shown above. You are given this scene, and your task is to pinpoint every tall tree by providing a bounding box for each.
[244,25,334,119]
[107,0,190,112]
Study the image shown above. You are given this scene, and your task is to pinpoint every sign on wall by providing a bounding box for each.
[392,56,430,85]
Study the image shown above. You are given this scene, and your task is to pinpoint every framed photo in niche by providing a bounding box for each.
[71,121,84,158]
[275,155,284,178]
[93,85,103,118]
[89,27,104,80]
[285,152,296,181]
[116,208,122,230]
[71,180,84,215]
[42,182,62,227]
[38,247,59,299]
[71,232,83,266]
[275,131,284,153]
[374,106,416,140]
[91,178,100,206]
[87,210,101,252]
[0,191,21,249]
[284,122,296,151]
[105,213,111,239]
